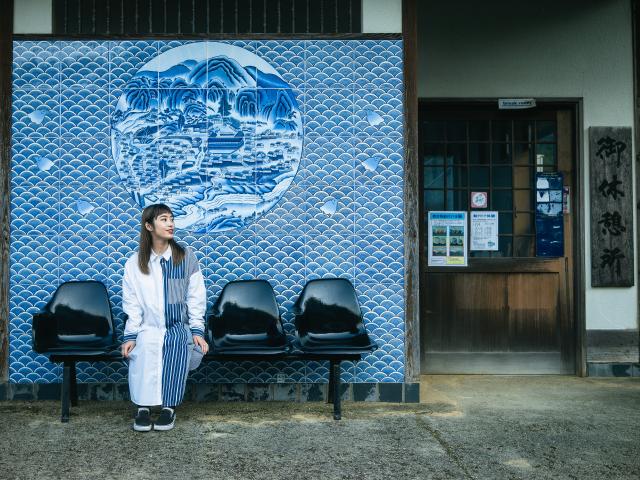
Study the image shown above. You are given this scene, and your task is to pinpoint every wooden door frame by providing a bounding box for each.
[417,98,586,376]
[402,0,420,383]
[633,0,640,363]
[0,0,14,381]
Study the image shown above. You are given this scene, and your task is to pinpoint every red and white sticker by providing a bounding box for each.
[470,191,488,209]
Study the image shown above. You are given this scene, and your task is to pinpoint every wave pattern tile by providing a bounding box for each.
[10,40,404,384]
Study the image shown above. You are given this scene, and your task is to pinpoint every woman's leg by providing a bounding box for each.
[161,323,190,408]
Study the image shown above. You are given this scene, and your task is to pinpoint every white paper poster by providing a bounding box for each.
[428,211,468,266]
[470,211,499,251]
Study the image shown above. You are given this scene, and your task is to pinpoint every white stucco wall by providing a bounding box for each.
[14,0,52,34]
[418,0,637,330]
[362,0,402,33]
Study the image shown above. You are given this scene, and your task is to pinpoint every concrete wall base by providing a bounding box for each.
[0,382,420,403]
[587,362,640,377]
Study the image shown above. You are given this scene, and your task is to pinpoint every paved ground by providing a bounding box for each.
[0,376,638,479]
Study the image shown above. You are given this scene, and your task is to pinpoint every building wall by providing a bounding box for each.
[14,0,406,35]
[362,0,402,33]
[10,39,404,383]
[13,0,52,34]
[418,0,637,331]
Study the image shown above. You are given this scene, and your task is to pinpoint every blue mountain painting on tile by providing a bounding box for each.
[111,42,303,232]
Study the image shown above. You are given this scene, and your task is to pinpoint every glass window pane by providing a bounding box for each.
[447,143,467,165]
[469,120,490,141]
[424,143,445,165]
[493,190,513,210]
[424,190,444,211]
[497,236,513,257]
[446,167,467,188]
[499,212,513,234]
[424,167,445,188]
[514,143,533,165]
[536,121,556,142]
[514,213,534,235]
[469,167,490,188]
[447,189,469,210]
[514,236,535,257]
[422,115,558,260]
[515,189,533,211]
[469,143,490,165]
[425,121,445,142]
[536,144,557,167]
[514,166,532,189]
[514,120,533,142]
[493,166,512,188]
[446,121,466,141]
[492,120,512,143]
[492,143,511,164]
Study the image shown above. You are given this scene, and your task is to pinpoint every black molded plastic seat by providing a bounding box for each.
[208,280,289,354]
[32,281,119,356]
[292,278,378,354]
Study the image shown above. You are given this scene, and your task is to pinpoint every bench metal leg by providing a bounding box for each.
[61,362,71,423]
[332,361,341,420]
[327,360,335,404]
[69,361,78,406]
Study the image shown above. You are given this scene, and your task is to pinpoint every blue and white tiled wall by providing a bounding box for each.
[10,40,404,384]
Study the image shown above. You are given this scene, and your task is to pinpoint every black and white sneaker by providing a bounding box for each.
[133,407,152,432]
[153,407,176,431]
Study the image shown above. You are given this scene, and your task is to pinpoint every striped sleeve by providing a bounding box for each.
[185,247,200,277]
[186,248,206,338]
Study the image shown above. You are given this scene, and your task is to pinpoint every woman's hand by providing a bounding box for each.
[193,335,209,354]
[121,340,136,358]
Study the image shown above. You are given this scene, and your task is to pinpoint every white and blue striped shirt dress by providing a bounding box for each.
[122,245,206,407]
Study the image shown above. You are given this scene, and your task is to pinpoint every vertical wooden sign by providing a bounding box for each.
[589,127,634,287]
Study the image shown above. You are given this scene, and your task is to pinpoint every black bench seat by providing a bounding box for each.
[38,279,378,423]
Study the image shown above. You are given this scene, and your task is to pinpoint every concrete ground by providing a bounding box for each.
[0,376,638,480]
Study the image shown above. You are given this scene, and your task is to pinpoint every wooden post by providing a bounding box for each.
[402,0,420,383]
[0,0,14,382]
[633,0,640,355]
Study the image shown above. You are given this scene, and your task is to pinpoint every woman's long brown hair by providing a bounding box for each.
[137,204,186,274]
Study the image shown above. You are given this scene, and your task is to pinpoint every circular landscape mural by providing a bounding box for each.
[111,42,302,232]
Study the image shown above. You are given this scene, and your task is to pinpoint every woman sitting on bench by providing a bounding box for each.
[120,203,209,432]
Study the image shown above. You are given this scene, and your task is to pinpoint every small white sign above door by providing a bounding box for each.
[498,98,537,109]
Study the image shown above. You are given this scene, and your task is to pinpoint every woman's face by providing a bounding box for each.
[146,212,174,241]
